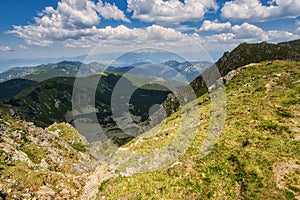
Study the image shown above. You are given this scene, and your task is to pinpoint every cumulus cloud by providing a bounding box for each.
[127,0,218,24]
[11,12,204,49]
[8,0,130,46]
[8,0,207,49]
[266,30,296,42]
[201,22,299,49]
[203,33,235,43]
[36,0,99,29]
[199,20,231,32]
[231,23,299,42]
[201,22,269,44]
[62,24,203,48]
[97,2,130,22]
[0,46,13,52]
[221,0,300,22]
[8,0,299,53]
[232,23,268,40]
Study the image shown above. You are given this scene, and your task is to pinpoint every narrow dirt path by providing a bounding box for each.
[80,164,115,200]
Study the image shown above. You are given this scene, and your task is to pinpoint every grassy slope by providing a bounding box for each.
[13,77,75,127]
[0,79,37,101]
[97,61,300,199]
[12,73,172,128]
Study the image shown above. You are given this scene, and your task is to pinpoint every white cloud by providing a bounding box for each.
[221,0,300,22]
[200,22,299,50]
[19,45,29,50]
[8,0,208,50]
[10,25,97,46]
[10,11,205,49]
[199,20,231,32]
[37,0,100,29]
[203,33,235,43]
[8,0,130,46]
[231,23,299,42]
[63,24,204,49]
[232,22,268,40]
[8,0,299,55]
[0,46,13,52]
[127,0,218,24]
[200,22,269,44]
[97,2,130,22]
[266,30,297,42]
[15,0,128,30]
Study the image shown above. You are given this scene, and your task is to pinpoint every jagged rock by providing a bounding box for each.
[36,186,56,199]
[0,105,101,199]
[40,158,50,170]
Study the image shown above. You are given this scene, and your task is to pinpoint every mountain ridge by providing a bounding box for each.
[6,73,172,145]
[0,60,212,83]
[163,40,300,115]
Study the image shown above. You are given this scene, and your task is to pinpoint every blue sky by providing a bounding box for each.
[0,0,299,65]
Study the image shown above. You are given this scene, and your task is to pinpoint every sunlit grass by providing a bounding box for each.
[97,61,300,199]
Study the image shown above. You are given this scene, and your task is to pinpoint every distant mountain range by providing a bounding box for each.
[0,60,212,83]
[0,50,216,73]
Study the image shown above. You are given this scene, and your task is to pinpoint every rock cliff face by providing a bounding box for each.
[163,41,300,114]
[0,103,103,199]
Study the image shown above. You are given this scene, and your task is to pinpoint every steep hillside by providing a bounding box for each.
[8,73,172,144]
[96,61,300,199]
[0,79,36,101]
[9,77,75,127]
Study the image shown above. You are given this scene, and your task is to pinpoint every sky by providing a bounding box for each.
[0,0,300,65]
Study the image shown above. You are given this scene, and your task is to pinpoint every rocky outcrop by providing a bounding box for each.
[0,104,103,199]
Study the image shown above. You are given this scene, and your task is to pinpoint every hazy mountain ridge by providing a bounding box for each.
[0,60,212,83]
[163,60,212,81]
[0,61,103,83]
[163,40,300,115]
